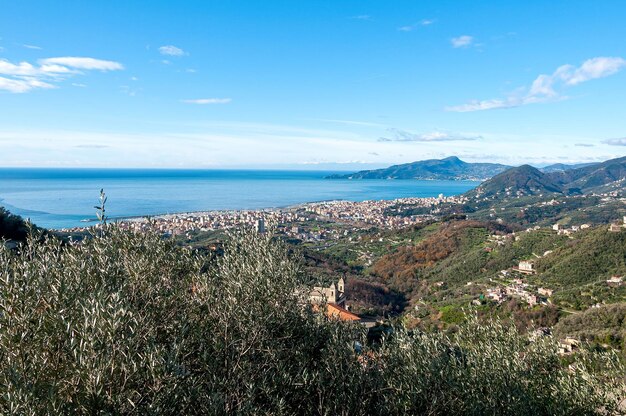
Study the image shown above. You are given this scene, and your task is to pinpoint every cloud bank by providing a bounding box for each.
[378,128,481,142]
[0,57,123,93]
[447,56,626,112]
[602,137,626,146]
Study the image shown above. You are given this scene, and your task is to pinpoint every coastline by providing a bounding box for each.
[0,170,480,230]
[58,194,469,233]
[71,198,348,227]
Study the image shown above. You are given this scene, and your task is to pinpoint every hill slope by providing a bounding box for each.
[467,156,626,200]
[549,155,626,193]
[327,156,510,180]
[466,165,564,199]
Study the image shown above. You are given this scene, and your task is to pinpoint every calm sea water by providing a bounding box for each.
[0,169,480,229]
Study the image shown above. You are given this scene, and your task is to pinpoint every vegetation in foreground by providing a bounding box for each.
[1,227,624,415]
[0,207,30,242]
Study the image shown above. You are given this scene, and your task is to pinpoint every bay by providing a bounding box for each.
[0,168,480,229]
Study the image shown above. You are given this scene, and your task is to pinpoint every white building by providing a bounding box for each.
[518,261,535,274]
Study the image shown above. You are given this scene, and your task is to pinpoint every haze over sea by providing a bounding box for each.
[0,169,479,229]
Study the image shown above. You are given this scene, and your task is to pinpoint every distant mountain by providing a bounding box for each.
[326,156,511,181]
[467,156,626,200]
[466,165,562,199]
[549,156,626,193]
[540,162,598,173]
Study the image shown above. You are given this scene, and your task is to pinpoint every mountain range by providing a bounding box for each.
[466,155,626,200]
[539,162,598,173]
[326,157,602,181]
[326,156,510,181]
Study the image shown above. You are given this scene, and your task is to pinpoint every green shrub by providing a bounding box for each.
[0,207,29,241]
[0,227,623,415]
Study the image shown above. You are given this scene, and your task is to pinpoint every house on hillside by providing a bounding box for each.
[309,278,363,323]
[608,223,622,232]
[309,278,346,307]
[326,303,361,322]
[516,260,535,275]
[552,223,564,231]
[558,337,580,355]
[607,276,623,286]
[538,287,553,297]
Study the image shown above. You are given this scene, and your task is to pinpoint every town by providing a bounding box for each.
[59,194,469,241]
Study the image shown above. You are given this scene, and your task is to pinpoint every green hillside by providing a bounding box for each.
[3,227,623,414]
[327,156,510,180]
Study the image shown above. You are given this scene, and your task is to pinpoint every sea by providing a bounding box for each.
[0,169,480,229]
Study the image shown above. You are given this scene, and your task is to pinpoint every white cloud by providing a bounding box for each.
[0,127,619,168]
[350,15,371,20]
[0,76,56,93]
[561,57,626,85]
[0,56,123,93]
[398,19,434,31]
[446,99,515,112]
[602,137,626,146]
[23,44,42,50]
[159,45,186,56]
[181,98,232,104]
[39,57,123,71]
[378,128,481,142]
[447,56,626,112]
[0,59,41,76]
[451,35,473,48]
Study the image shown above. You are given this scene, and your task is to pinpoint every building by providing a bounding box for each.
[607,275,623,286]
[309,278,346,307]
[325,303,361,322]
[309,278,363,323]
[487,288,506,303]
[538,287,553,297]
[517,260,535,274]
[608,223,622,232]
[558,337,580,355]
[255,218,266,233]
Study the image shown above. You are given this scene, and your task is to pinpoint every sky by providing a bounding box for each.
[0,0,625,169]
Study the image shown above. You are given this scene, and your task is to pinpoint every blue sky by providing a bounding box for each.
[1,0,625,168]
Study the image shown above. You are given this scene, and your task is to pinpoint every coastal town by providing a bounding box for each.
[59,194,468,240]
[51,188,625,360]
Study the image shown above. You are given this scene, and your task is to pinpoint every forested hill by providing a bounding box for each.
[326,156,510,180]
[466,155,626,200]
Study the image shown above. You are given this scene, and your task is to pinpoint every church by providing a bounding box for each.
[309,278,361,322]
[309,278,346,307]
